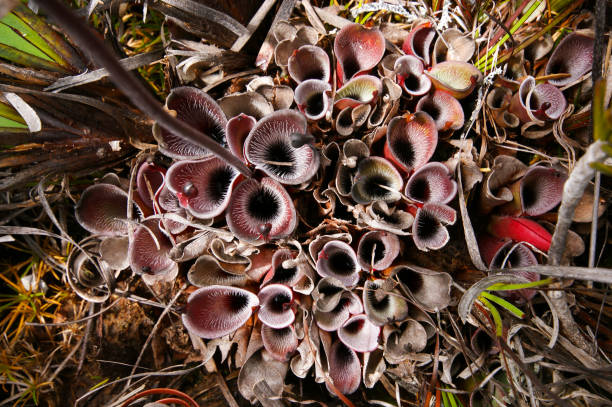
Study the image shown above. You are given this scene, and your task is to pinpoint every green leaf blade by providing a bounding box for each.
[481,291,525,319]
[0,22,54,62]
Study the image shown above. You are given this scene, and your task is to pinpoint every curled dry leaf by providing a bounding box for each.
[288,44,330,83]
[383,319,428,364]
[314,289,362,332]
[187,255,248,287]
[99,236,129,271]
[478,155,528,214]
[218,91,274,120]
[238,349,288,403]
[433,28,475,64]
[275,25,319,68]
[362,348,386,388]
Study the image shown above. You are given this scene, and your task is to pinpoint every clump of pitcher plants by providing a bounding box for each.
[68,10,596,402]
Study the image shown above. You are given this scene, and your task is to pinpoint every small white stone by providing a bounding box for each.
[21,274,48,294]
[108,140,121,151]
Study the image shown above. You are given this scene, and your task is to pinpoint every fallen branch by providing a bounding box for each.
[547,140,608,355]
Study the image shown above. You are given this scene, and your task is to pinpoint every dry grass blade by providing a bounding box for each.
[456,160,487,271]
[161,0,248,37]
[505,266,612,284]
[45,50,164,92]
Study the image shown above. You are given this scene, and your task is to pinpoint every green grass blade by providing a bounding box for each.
[89,377,109,391]
[599,144,612,156]
[480,0,585,71]
[12,5,82,70]
[0,43,68,72]
[0,22,54,62]
[441,389,450,407]
[590,162,612,176]
[359,11,374,24]
[592,79,610,142]
[550,0,573,11]
[0,5,80,72]
[1,12,64,63]
[487,278,553,291]
[476,0,543,70]
[0,117,28,129]
[445,389,459,407]
[0,102,26,124]
[481,291,525,318]
[480,296,503,336]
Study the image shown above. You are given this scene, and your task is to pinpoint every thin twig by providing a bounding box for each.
[77,302,96,373]
[77,362,205,406]
[502,266,612,285]
[210,360,240,407]
[123,284,187,391]
[48,335,84,384]
[202,68,261,92]
[588,172,601,271]
[588,0,607,287]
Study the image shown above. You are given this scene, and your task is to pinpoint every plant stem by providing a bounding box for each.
[588,0,607,283]
[36,0,252,178]
[547,140,607,355]
[549,141,607,265]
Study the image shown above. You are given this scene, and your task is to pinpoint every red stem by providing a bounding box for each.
[156,398,192,407]
[119,388,199,407]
